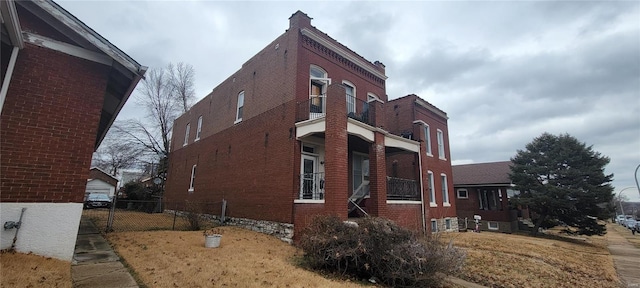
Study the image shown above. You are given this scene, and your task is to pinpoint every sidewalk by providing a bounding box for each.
[606,224,640,287]
[71,216,139,288]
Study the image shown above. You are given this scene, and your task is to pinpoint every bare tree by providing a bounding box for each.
[92,130,144,176]
[113,63,196,175]
[168,62,196,113]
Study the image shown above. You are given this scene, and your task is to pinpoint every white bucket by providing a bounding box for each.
[204,235,222,248]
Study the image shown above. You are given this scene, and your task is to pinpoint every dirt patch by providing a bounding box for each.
[0,250,71,288]
[441,231,620,288]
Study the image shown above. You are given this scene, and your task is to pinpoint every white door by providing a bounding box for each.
[301,154,319,199]
[352,153,370,197]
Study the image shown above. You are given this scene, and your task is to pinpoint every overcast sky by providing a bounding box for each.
[59,1,640,201]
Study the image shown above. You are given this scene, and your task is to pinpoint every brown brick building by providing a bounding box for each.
[0,0,145,260]
[452,161,530,233]
[164,11,456,239]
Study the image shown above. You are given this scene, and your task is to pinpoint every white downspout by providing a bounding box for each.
[418,151,426,235]
[0,46,20,114]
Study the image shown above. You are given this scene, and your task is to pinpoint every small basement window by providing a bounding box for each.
[488,221,499,230]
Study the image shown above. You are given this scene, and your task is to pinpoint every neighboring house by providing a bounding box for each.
[0,0,146,261]
[86,167,118,199]
[452,161,530,233]
[164,11,456,240]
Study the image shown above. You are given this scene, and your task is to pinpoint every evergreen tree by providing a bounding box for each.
[510,133,614,236]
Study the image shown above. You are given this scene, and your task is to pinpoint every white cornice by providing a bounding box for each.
[23,32,113,65]
[31,0,145,76]
[301,28,387,80]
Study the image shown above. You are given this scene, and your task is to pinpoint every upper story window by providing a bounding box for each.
[235,91,244,124]
[183,123,190,146]
[310,65,330,115]
[437,129,445,160]
[195,115,203,141]
[343,80,356,114]
[427,170,436,205]
[424,124,432,156]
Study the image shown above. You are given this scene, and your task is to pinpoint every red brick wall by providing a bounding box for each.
[165,102,298,223]
[388,203,422,232]
[1,44,109,203]
[172,30,300,152]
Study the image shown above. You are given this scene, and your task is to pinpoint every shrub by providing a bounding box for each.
[299,216,465,287]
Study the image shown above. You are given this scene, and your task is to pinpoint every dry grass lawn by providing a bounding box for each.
[107,226,367,288]
[441,230,621,288]
[0,250,71,288]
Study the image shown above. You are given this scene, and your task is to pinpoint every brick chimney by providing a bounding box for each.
[289,10,312,29]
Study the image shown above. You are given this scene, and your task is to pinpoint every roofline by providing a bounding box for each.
[300,28,387,80]
[0,0,24,48]
[453,183,513,187]
[452,160,513,168]
[33,0,146,76]
[90,166,119,181]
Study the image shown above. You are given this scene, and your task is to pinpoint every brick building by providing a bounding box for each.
[452,161,530,233]
[164,11,456,240]
[0,0,146,260]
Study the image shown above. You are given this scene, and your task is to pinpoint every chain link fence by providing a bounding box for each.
[82,199,224,233]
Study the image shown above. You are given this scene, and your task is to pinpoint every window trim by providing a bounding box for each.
[343,80,356,114]
[437,129,445,160]
[424,124,432,156]
[488,221,499,230]
[195,115,203,141]
[427,170,436,206]
[188,164,196,192]
[441,173,449,204]
[457,188,468,199]
[183,123,190,146]
[235,91,244,124]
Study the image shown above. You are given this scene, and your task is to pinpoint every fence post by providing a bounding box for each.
[172,202,177,230]
[106,197,117,232]
[221,199,227,224]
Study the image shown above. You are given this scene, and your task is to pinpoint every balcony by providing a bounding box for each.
[296,95,375,127]
[387,177,420,201]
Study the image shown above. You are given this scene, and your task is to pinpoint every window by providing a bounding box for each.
[437,129,445,159]
[457,189,468,199]
[183,123,190,146]
[195,116,203,141]
[479,189,499,211]
[424,124,432,156]
[488,221,499,230]
[343,81,356,114]
[445,218,452,230]
[188,164,196,192]
[235,91,244,123]
[431,219,438,233]
[427,171,436,205]
[441,174,449,204]
[310,66,330,116]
